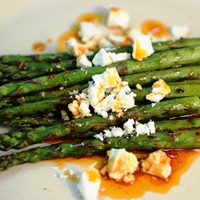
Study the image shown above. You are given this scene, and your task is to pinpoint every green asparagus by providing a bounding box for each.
[1,37,200,63]
[0,96,200,150]
[1,127,200,171]
[133,81,200,101]
[0,83,88,109]
[1,46,200,98]
[0,60,76,83]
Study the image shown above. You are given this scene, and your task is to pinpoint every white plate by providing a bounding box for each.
[0,0,200,200]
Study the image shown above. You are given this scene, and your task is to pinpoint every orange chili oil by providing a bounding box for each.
[51,149,200,198]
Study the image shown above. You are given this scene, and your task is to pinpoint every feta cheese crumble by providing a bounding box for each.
[146,79,171,102]
[66,38,88,57]
[94,119,156,140]
[68,93,91,118]
[78,22,103,44]
[142,150,172,179]
[76,54,92,68]
[92,48,113,66]
[132,35,154,61]
[108,52,131,62]
[100,148,139,183]
[107,7,130,29]
[68,67,136,118]
[170,25,190,39]
[77,168,101,200]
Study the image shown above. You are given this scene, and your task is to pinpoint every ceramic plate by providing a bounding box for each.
[0,0,200,199]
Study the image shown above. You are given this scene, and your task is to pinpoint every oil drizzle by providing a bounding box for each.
[52,149,200,199]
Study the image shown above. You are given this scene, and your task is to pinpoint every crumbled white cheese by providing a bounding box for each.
[127,27,142,42]
[147,120,156,134]
[66,38,87,57]
[100,148,139,183]
[170,25,190,39]
[108,52,131,62]
[136,83,142,90]
[107,33,126,45]
[99,38,114,48]
[94,95,115,118]
[112,91,136,115]
[146,79,171,102]
[69,68,136,118]
[77,168,101,200]
[110,127,124,137]
[107,7,130,29]
[78,22,103,43]
[132,35,154,61]
[76,54,92,68]
[142,150,172,179]
[92,48,113,66]
[89,67,136,117]
[94,118,155,140]
[135,120,156,136]
[135,121,150,136]
[123,119,135,135]
[68,93,91,118]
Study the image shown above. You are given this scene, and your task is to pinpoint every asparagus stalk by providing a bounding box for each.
[0,83,88,109]
[0,65,200,107]
[0,97,72,119]
[0,52,74,64]
[0,96,200,150]
[3,113,62,128]
[123,65,200,87]
[133,81,200,101]
[1,37,200,64]
[0,78,198,119]
[1,46,200,98]
[0,60,77,83]
[1,127,200,171]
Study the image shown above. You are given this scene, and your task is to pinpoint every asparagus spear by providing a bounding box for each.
[0,59,76,83]
[0,75,199,119]
[0,96,200,150]
[133,81,200,101]
[0,65,200,107]
[0,52,74,64]
[1,46,200,98]
[0,83,88,109]
[3,113,62,128]
[0,97,72,119]
[1,127,200,171]
[1,37,200,63]
[123,65,200,87]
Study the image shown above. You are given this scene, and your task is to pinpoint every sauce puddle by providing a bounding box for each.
[52,149,200,199]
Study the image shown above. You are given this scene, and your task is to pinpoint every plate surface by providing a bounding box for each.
[0,0,200,200]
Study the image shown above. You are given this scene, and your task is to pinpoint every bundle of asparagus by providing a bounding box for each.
[1,38,200,171]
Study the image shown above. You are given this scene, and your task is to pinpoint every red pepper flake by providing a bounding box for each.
[48,75,54,80]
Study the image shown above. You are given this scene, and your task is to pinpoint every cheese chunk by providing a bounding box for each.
[66,38,88,57]
[146,79,171,102]
[123,119,135,135]
[142,150,172,179]
[76,54,92,68]
[78,22,103,43]
[68,93,91,118]
[107,33,126,45]
[170,25,190,39]
[132,35,154,61]
[108,52,131,62]
[127,27,142,42]
[77,168,101,200]
[92,48,113,66]
[101,148,139,183]
[107,7,130,29]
